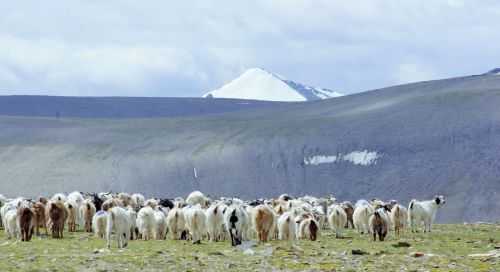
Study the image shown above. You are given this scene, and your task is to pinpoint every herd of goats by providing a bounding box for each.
[0,191,446,248]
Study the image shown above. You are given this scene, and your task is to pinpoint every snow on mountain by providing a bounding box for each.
[203,68,343,102]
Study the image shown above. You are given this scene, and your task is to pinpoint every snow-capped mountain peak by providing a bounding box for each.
[203,68,343,102]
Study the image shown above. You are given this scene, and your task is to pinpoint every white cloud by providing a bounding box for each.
[0,1,500,96]
[394,62,437,85]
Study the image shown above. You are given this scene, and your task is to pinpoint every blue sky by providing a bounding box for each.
[1,1,499,97]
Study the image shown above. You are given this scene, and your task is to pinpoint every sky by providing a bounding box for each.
[1,0,500,97]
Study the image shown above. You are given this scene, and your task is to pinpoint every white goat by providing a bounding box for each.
[137,206,155,240]
[408,195,446,233]
[390,204,408,237]
[106,206,131,249]
[205,204,226,242]
[153,208,168,240]
[92,210,108,239]
[224,205,249,246]
[353,202,374,234]
[184,205,207,244]
[328,204,347,238]
[277,211,296,240]
[186,191,210,208]
[166,207,186,240]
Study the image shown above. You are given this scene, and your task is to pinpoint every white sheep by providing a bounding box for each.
[92,210,108,239]
[106,206,131,248]
[328,204,347,238]
[390,204,408,237]
[277,211,296,240]
[184,205,207,244]
[51,193,67,203]
[137,206,155,240]
[166,207,186,240]
[353,202,374,234]
[408,195,446,233]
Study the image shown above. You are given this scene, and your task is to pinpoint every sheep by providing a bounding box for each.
[369,208,390,241]
[80,199,96,233]
[205,204,226,242]
[47,201,66,239]
[17,201,34,241]
[184,205,207,244]
[92,210,108,239]
[328,204,347,238]
[186,191,210,208]
[353,202,374,234]
[340,201,355,228]
[390,204,408,237]
[252,205,275,243]
[65,200,78,232]
[137,206,155,240]
[224,205,249,246]
[106,206,131,249]
[153,208,168,240]
[277,211,296,240]
[32,201,48,236]
[295,213,319,241]
[408,195,446,233]
[166,207,186,240]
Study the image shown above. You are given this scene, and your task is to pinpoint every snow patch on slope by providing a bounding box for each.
[304,150,381,166]
[204,68,343,102]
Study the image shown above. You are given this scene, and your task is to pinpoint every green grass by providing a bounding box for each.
[0,224,499,271]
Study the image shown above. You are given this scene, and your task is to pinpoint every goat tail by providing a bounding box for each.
[309,220,318,241]
[409,199,418,210]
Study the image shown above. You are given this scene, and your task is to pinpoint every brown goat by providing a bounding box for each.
[32,202,48,236]
[18,206,35,241]
[341,201,354,228]
[65,202,77,232]
[81,200,96,232]
[370,210,388,241]
[253,205,274,243]
[48,201,66,239]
